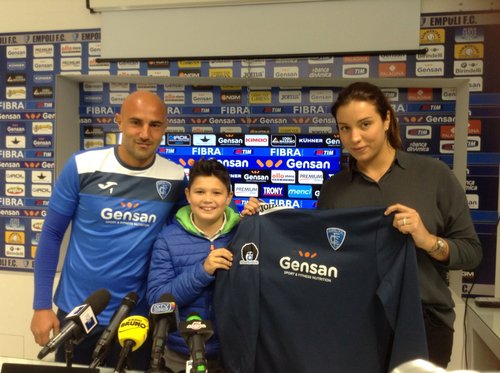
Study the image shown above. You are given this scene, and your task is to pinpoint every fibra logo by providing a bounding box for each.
[326,227,346,251]
[150,301,176,314]
[239,243,259,265]
[156,181,172,200]
[98,181,118,194]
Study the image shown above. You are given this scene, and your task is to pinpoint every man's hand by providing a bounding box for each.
[31,309,60,346]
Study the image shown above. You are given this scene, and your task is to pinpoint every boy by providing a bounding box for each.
[147,158,238,372]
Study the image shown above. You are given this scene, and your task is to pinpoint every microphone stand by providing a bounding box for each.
[64,338,75,368]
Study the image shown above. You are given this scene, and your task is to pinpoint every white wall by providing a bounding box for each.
[0,0,493,367]
[0,1,99,361]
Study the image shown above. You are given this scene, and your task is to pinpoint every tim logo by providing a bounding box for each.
[239,243,259,265]
[156,181,172,200]
[326,227,346,251]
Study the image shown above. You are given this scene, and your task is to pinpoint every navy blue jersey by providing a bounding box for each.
[213,206,428,373]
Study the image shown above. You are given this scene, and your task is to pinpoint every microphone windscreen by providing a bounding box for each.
[186,312,202,322]
[158,293,175,303]
[117,316,149,351]
[85,288,111,315]
[123,291,139,307]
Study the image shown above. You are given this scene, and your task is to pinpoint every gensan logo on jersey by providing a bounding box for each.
[280,250,338,283]
[100,201,157,227]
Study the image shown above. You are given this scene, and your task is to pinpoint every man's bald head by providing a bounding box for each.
[120,90,166,119]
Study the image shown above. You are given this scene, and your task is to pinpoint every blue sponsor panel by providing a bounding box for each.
[158,133,341,210]
[287,184,313,199]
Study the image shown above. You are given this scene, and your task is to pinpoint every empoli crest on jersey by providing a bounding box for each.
[326,228,346,251]
[156,180,172,200]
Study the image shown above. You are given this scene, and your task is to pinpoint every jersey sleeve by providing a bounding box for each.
[33,207,72,309]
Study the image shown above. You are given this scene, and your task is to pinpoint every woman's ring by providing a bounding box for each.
[403,217,407,226]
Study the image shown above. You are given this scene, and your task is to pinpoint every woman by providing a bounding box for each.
[317,81,482,368]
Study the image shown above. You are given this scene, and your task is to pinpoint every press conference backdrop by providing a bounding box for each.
[0,11,499,303]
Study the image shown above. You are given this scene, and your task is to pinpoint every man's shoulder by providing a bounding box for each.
[152,154,185,177]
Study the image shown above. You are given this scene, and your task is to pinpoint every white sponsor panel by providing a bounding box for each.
[6,184,25,197]
[273,66,299,79]
[31,219,45,232]
[6,87,26,99]
[164,92,185,104]
[60,43,82,56]
[83,82,104,92]
[32,122,53,135]
[467,77,483,92]
[32,184,52,197]
[308,57,334,64]
[415,61,444,76]
[88,57,110,70]
[379,54,407,62]
[88,42,101,56]
[245,134,269,147]
[31,170,53,184]
[271,170,295,184]
[192,91,214,104]
[241,67,265,78]
[234,183,259,197]
[298,170,323,184]
[5,170,25,183]
[309,90,334,103]
[109,92,129,105]
[7,46,27,59]
[34,44,55,57]
[5,245,25,258]
[442,88,456,100]
[279,90,302,104]
[406,125,432,139]
[342,64,369,78]
[209,60,233,67]
[416,45,445,60]
[6,136,26,148]
[193,134,216,146]
[147,69,170,77]
[466,194,479,210]
[453,60,483,75]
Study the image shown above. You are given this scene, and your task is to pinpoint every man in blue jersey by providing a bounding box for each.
[30,90,187,370]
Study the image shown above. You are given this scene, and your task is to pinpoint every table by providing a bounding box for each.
[466,300,500,371]
[0,357,142,372]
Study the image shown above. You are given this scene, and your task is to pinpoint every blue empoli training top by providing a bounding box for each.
[214,206,428,373]
[34,146,186,324]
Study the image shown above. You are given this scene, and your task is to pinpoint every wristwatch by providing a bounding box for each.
[428,237,445,254]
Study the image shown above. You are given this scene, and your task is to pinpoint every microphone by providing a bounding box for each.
[37,288,111,360]
[179,313,214,373]
[90,291,139,368]
[113,315,149,373]
[149,293,179,372]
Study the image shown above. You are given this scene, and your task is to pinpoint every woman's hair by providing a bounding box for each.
[332,81,402,150]
[188,158,232,193]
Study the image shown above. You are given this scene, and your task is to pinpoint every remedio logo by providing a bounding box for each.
[239,243,259,265]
